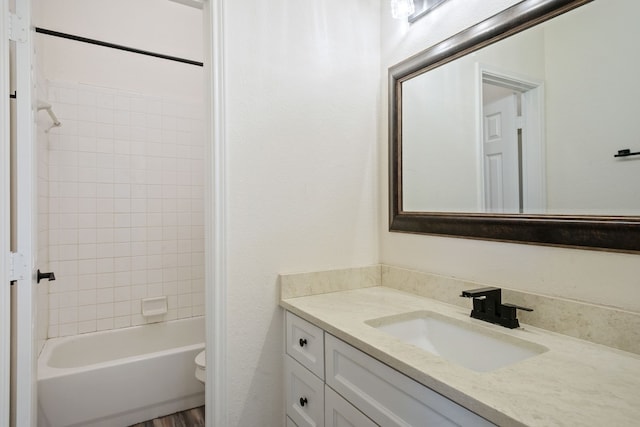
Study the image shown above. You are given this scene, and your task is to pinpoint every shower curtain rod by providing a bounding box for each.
[35,27,204,67]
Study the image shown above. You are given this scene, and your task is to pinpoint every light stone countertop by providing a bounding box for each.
[281,286,640,427]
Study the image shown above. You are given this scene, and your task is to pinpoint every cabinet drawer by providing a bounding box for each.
[325,334,495,427]
[325,385,377,427]
[285,355,324,427]
[286,311,324,379]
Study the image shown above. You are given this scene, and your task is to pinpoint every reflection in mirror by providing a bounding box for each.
[401,0,640,216]
[389,0,640,253]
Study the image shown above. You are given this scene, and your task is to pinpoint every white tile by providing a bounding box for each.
[78,136,97,152]
[97,213,114,228]
[131,228,147,242]
[77,214,96,229]
[78,306,97,321]
[113,243,132,257]
[147,269,163,283]
[131,270,147,285]
[78,198,97,213]
[58,229,78,245]
[177,307,192,319]
[114,271,131,286]
[96,273,115,289]
[48,308,59,325]
[114,214,131,228]
[78,274,97,290]
[96,243,114,259]
[59,307,78,324]
[77,90,96,107]
[97,318,114,331]
[97,303,114,320]
[77,244,97,259]
[114,139,131,154]
[147,283,163,297]
[132,285,147,299]
[114,301,131,317]
[114,228,131,243]
[59,323,78,337]
[96,288,114,304]
[96,183,114,198]
[78,290,97,306]
[114,286,131,302]
[163,282,178,296]
[96,258,114,274]
[48,325,59,338]
[78,259,97,275]
[77,182,97,197]
[114,316,131,329]
[114,257,131,272]
[78,320,97,334]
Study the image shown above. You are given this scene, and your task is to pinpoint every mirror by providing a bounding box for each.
[389,0,640,252]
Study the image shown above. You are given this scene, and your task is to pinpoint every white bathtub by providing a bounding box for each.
[37,317,205,427]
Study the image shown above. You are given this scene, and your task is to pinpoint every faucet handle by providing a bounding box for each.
[460,286,501,298]
[503,303,533,312]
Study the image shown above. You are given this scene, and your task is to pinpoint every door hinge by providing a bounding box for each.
[9,13,27,43]
[9,252,27,282]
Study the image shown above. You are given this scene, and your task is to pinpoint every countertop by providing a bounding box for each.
[280,286,640,427]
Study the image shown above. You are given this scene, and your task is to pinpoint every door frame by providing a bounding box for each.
[0,1,229,425]
[1,0,12,424]
[204,1,228,426]
[476,64,546,213]
[13,0,37,424]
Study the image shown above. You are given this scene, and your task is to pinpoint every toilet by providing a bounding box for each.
[195,350,206,383]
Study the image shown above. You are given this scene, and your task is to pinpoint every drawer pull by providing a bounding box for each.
[299,338,308,347]
[299,397,308,407]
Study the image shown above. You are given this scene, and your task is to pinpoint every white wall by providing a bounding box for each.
[223,0,379,425]
[380,0,640,313]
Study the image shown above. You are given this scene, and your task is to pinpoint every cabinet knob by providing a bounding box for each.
[299,338,307,347]
[299,397,308,407]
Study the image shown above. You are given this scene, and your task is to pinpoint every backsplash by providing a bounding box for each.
[280,264,640,355]
[46,80,205,337]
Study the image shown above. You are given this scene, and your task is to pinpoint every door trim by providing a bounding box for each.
[476,64,546,214]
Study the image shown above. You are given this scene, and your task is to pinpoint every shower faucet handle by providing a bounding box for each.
[37,269,56,284]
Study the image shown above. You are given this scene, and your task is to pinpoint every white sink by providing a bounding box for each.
[366,311,548,372]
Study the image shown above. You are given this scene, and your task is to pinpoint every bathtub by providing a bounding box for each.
[37,317,205,427]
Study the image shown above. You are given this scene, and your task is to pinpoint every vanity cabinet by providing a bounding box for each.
[284,311,495,426]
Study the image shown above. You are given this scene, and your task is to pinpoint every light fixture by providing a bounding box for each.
[391,0,415,20]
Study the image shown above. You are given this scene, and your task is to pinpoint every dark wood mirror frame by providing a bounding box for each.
[389,0,640,253]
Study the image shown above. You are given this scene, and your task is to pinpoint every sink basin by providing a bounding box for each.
[366,311,548,372]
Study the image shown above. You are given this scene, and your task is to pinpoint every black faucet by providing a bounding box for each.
[460,287,532,329]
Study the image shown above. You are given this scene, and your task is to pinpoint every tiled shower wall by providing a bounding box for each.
[46,80,204,338]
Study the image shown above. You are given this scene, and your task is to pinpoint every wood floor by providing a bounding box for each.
[129,406,205,427]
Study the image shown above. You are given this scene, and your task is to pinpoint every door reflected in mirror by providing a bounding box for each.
[400,0,640,216]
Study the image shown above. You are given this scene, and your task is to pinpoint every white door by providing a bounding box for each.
[9,0,38,425]
[483,94,520,213]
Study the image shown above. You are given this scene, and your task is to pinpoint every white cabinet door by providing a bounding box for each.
[285,355,324,427]
[286,311,325,379]
[325,334,495,427]
[325,385,377,427]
